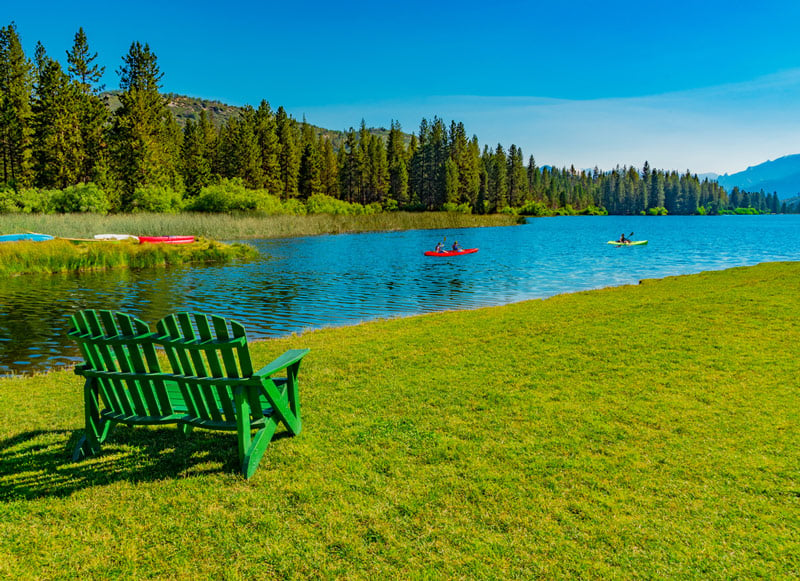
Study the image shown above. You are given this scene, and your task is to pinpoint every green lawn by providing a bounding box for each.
[0,262,798,578]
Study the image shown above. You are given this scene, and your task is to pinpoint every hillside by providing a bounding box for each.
[101,91,407,151]
[716,154,800,200]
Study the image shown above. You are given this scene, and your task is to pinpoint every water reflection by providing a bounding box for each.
[2,214,800,374]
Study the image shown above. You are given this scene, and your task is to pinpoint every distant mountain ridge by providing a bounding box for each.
[716,154,800,200]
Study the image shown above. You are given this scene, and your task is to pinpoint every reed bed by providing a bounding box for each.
[0,212,519,241]
[0,238,258,276]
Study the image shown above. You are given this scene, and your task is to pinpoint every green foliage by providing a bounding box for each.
[52,182,109,214]
[189,179,266,212]
[130,185,184,213]
[17,188,57,213]
[518,200,552,216]
[0,187,20,213]
[441,202,472,214]
[580,205,607,216]
[647,206,668,216]
[306,193,360,215]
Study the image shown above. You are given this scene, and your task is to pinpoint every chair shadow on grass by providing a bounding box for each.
[0,426,292,501]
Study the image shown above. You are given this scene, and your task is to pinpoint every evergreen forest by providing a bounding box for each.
[0,23,794,217]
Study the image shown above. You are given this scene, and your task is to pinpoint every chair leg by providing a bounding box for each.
[285,363,302,435]
[241,419,279,479]
[73,379,111,461]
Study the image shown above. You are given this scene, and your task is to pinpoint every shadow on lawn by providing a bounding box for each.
[0,426,285,500]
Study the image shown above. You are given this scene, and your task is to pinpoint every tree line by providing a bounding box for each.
[0,22,793,215]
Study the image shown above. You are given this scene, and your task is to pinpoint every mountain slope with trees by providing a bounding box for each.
[0,22,792,217]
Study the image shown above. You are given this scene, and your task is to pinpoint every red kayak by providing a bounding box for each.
[424,248,479,257]
[138,236,195,244]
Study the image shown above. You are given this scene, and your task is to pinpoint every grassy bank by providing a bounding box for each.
[0,238,258,276]
[1,263,798,578]
[0,211,519,240]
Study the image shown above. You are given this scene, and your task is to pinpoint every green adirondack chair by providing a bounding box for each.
[69,309,309,479]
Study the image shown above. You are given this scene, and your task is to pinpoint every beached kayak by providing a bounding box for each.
[0,233,54,242]
[94,234,139,241]
[424,248,479,257]
[607,240,648,246]
[138,236,195,244]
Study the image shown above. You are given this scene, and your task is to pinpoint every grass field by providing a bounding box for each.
[0,262,798,578]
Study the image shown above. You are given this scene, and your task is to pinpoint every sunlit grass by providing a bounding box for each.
[0,238,258,276]
[0,211,519,240]
[0,262,798,578]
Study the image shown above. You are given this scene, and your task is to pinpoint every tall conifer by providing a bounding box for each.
[109,41,179,209]
[0,23,34,189]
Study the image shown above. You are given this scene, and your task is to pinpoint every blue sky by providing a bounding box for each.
[10,0,800,174]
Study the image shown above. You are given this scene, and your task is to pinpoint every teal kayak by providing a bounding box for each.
[0,233,54,243]
[607,240,648,246]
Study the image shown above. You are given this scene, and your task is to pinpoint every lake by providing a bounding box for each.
[2,214,799,375]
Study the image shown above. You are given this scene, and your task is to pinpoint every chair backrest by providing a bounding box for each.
[69,309,175,418]
[155,312,258,426]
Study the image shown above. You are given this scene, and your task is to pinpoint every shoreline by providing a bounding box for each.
[2,260,794,379]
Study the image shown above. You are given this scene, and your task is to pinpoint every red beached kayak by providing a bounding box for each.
[138,235,195,244]
[424,248,479,257]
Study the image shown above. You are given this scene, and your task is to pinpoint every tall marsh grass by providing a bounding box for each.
[0,211,520,240]
[0,238,258,276]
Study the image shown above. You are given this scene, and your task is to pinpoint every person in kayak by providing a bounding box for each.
[451,240,461,252]
[617,233,630,244]
[434,241,444,253]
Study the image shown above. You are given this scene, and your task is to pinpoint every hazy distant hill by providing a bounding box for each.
[102,91,406,151]
[716,154,800,200]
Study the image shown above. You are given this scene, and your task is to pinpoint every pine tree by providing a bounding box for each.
[506,144,527,207]
[31,43,83,189]
[253,100,281,194]
[108,41,180,209]
[489,144,507,211]
[386,120,408,206]
[338,128,358,203]
[180,115,213,196]
[0,22,34,189]
[318,135,338,197]
[275,106,299,198]
[66,27,108,184]
[366,133,388,204]
[298,139,321,199]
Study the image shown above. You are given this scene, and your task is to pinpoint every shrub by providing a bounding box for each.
[17,189,58,214]
[52,183,110,214]
[0,188,20,213]
[517,200,551,216]
[580,205,608,216]
[281,198,307,215]
[442,202,472,214]
[306,194,361,215]
[131,185,184,214]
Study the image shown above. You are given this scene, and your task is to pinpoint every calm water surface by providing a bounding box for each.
[2,214,799,374]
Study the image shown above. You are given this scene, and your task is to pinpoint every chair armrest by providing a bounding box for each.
[253,348,310,378]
